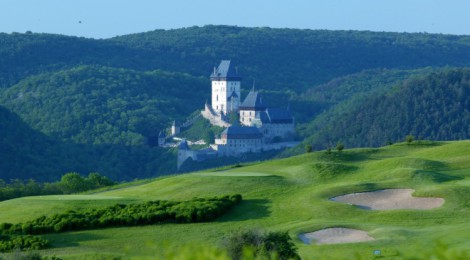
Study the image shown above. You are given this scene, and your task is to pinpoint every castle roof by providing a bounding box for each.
[210,60,241,81]
[178,139,190,150]
[259,107,294,124]
[221,126,263,139]
[227,91,239,100]
[239,90,266,111]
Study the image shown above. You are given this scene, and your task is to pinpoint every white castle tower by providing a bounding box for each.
[210,60,241,115]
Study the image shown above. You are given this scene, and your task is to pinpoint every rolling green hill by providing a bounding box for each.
[0,140,469,258]
[0,65,208,146]
[0,105,75,181]
[3,26,470,92]
[298,68,470,150]
[0,104,177,181]
[2,26,470,181]
[111,26,470,91]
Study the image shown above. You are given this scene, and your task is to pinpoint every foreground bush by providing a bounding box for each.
[224,230,299,260]
[0,234,48,252]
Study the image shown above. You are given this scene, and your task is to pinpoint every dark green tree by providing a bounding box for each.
[86,172,115,189]
[59,173,89,193]
[305,144,313,153]
[336,142,344,152]
[203,129,215,145]
[406,134,414,144]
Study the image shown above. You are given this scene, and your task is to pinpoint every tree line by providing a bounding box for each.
[0,172,115,201]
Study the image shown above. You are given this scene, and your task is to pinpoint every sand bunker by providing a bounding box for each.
[299,228,374,244]
[331,189,444,210]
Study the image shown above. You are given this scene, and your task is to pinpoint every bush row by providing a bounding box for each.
[0,195,242,235]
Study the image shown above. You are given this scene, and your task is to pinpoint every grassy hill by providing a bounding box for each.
[1,140,469,258]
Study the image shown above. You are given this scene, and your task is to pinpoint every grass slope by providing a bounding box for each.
[0,140,469,259]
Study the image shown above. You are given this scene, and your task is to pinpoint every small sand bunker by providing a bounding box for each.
[299,228,374,245]
[331,189,444,210]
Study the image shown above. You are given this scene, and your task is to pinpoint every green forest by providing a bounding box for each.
[1,25,469,182]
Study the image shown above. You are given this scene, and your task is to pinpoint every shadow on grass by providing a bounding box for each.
[321,182,380,198]
[412,170,463,183]
[396,140,445,147]
[318,149,380,163]
[45,232,107,248]
[217,199,270,222]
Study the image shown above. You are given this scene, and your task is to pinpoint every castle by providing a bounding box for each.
[177,60,297,169]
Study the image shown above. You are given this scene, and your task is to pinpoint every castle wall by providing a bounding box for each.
[177,149,197,169]
[214,136,263,156]
[261,123,295,142]
[239,109,261,126]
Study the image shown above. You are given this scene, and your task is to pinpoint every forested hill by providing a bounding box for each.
[111,26,470,90]
[0,105,89,181]
[0,66,208,146]
[0,104,176,181]
[3,26,470,92]
[299,68,470,149]
[1,26,470,181]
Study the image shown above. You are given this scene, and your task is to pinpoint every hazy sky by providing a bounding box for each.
[2,0,469,39]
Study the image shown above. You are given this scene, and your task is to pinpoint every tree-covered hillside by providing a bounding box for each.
[0,65,208,146]
[112,26,470,90]
[0,105,176,181]
[292,68,436,123]
[300,68,470,149]
[1,26,470,181]
[3,26,470,92]
[0,105,67,180]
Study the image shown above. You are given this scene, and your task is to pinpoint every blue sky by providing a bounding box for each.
[1,0,469,39]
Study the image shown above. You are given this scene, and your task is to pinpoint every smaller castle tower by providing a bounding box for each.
[177,139,195,170]
[171,120,180,136]
[239,88,266,126]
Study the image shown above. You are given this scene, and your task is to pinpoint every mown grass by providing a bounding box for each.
[0,140,469,259]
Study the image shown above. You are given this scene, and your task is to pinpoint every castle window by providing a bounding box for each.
[216,95,218,101]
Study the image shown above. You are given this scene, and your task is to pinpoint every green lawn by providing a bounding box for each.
[1,140,469,259]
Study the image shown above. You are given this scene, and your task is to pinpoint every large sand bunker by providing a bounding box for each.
[331,189,444,210]
[299,228,374,244]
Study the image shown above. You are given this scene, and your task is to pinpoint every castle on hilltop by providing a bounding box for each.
[177,60,297,169]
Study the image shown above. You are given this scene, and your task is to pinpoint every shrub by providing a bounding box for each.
[224,230,299,260]
[336,142,344,152]
[406,134,414,143]
[305,144,313,153]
